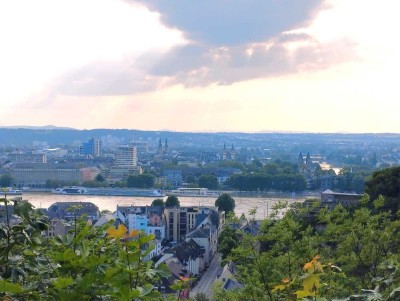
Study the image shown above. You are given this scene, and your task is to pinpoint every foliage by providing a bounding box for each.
[0,197,169,300]
[198,174,219,190]
[215,193,235,214]
[365,166,400,213]
[95,173,105,182]
[127,174,155,189]
[151,199,165,207]
[170,276,191,301]
[227,173,306,192]
[215,194,400,301]
[191,292,209,301]
[45,179,79,188]
[0,174,12,187]
[165,195,180,207]
[218,226,239,262]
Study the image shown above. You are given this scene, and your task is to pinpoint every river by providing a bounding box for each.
[13,193,308,220]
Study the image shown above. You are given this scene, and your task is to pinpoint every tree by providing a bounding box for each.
[218,226,239,260]
[95,173,105,182]
[165,195,180,207]
[0,197,168,300]
[215,193,235,214]
[151,198,165,207]
[126,174,155,188]
[365,166,400,212]
[198,174,219,190]
[0,174,12,187]
[192,292,210,301]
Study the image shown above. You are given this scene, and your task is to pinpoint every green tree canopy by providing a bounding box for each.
[0,174,12,187]
[95,173,105,182]
[165,195,180,207]
[126,174,154,188]
[215,193,235,214]
[151,198,165,207]
[198,174,219,190]
[365,166,400,212]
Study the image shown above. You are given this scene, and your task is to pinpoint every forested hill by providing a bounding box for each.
[1,127,400,147]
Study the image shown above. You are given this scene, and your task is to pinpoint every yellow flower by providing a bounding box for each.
[106,224,127,239]
[127,229,139,238]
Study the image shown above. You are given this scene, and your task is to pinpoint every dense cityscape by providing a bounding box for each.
[1,0,400,300]
[2,128,400,300]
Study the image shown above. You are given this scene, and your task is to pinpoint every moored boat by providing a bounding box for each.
[166,187,219,197]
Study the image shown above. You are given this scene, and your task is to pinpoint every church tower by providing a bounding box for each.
[305,152,312,166]
[230,144,236,160]
[157,138,163,155]
[221,143,227,160]
[298,152,305,172]
[163,138,168,155]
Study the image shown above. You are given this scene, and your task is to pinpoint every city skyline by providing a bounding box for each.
[1,0,399,133]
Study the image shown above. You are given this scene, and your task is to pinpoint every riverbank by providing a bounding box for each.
[21,188,321,199]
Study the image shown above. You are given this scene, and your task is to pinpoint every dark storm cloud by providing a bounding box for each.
[132,0,326,46]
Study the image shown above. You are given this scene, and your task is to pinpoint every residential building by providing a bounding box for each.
[46,202,100,222]
[115,205,165,240]
[166,239,205,276]
[216,262,243,292]
[216,167,242,184]
[116,146,137,168]
[321,189,363,209]
[164,206,222,243]
[162,169,182,187]
[43,218,68,237]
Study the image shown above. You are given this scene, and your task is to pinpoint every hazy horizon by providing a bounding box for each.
[1,0,399,133]
[2,124,400,135]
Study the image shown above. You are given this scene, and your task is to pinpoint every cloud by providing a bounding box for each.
[131,0,327,45]
[127,0,355,87]
[49,58,160,96]
[40,0,355,96]
[147,32,356,87]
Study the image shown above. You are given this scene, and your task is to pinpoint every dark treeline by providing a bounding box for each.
[227,173,307,192]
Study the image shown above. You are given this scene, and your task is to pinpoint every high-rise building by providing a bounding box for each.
[80,138,101,157]
[116,146,137,168]
[164,206,221,243]
[129,141,149,154]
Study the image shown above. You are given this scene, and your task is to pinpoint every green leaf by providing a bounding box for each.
[295,290,314,298]
[51,277,74,290]
[0,280,24,293]
[139,284,154,296]
[14,200,34,221]
[388,287,400,301]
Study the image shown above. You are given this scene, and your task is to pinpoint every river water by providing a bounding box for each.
[16,193,307,220]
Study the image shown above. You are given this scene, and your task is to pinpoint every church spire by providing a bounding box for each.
[157,138,162,155]
[163,138,168,154]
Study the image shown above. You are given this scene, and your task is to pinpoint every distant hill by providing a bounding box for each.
[0,125,76,130]
[1,127,400,149]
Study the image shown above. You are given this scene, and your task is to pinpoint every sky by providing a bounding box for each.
[0,0,399,133]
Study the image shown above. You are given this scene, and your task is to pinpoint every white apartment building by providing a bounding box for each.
[116,146,137,168]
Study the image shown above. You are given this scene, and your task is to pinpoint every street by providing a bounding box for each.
[190,253,222,299]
